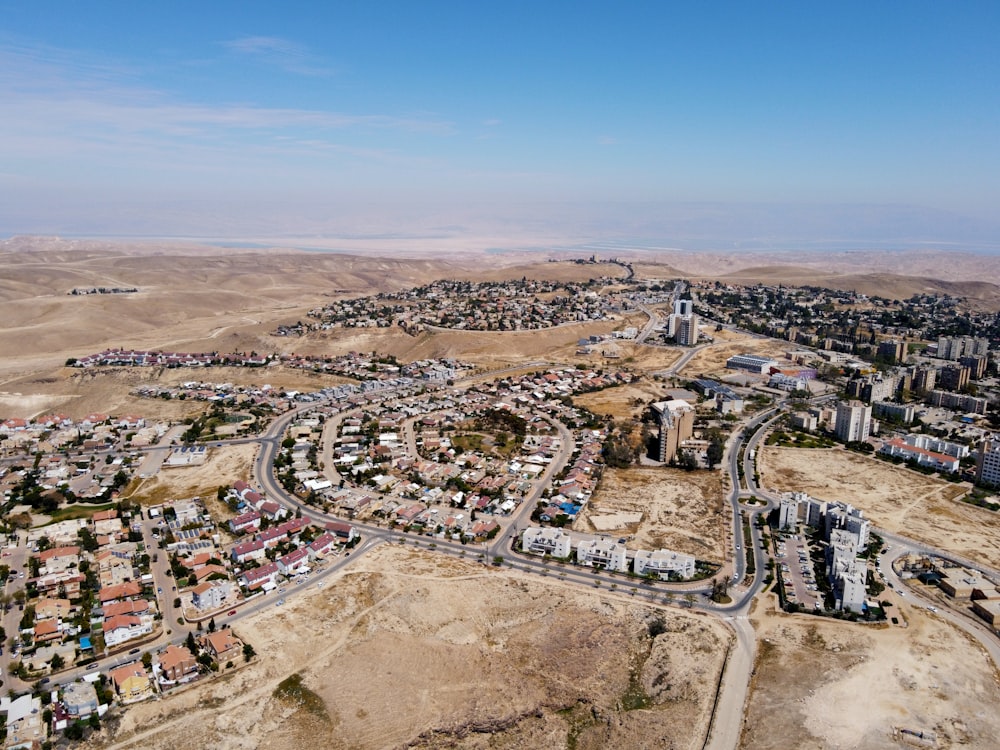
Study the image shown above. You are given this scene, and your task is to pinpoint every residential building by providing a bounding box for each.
[927,389,989,415]
[836,568,867,613]
[575,539,628,572]
[651,399,695,464]
[62,681,99,718]
[521,527,572,558]
[633,548,696,579]
[157,644,198,682]
[977,439,1000,487]
[204,628,240,663]
[674,313,699,346]
[239,562,279,591]
[276,548,310,576]
[835,400,872,443]
[938,365,970,392]
[937,336,989,361]
[231,539,267,564]
[877,339,906,364]
[191,579,232,611]
[229,510,262,534]
[103,614,153,648]
[911,365,937,395]
[109,663,154,703]
[872,401,914,424]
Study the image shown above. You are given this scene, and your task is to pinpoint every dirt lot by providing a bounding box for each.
[126,443,258,521]
[756,446,1000,569]
[683,335,790,379]
[101,544,730,750]
[573,380,679,421]
[743,595,1000,749]
[576,467,728,564]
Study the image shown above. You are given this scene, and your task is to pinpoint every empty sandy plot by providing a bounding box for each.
[756,446,1000,569]
[103,544,730,750]
[576,467,728,563]
[126,443,258,519]
[573,380,681,421]
[743,596,1000,749]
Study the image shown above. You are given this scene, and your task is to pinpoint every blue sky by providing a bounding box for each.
[2,2,999,249]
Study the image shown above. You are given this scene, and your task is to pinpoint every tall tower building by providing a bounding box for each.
[835,400,872,443]
[675,314,699,346]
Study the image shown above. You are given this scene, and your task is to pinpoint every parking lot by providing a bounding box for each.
[775,532,824,611]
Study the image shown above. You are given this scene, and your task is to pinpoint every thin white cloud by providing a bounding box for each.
[222,35,334,77]
[0,40,456,176]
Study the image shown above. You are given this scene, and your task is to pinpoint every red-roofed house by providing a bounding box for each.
[34,618,63,644]
[231,539,266,563]
[239,562,279,591]
[325,521,359,542]
[229,510,261,534]
[276,548,309,576]
[110,663,153,703]
[99,581,143,604]
[308,532,338,560]
[157,644,197,683]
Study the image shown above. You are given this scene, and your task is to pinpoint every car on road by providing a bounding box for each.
[157,587,162,594]
[228,609,237,616]
[129,648,140,654]
[276,599,285,606]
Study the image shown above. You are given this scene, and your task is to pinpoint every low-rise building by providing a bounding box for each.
[521,527,572,558]
[633,548,696,579]
[62,681,99,718]
[109,663,154,703]
[576,539,628,572]
[157,644,198,682]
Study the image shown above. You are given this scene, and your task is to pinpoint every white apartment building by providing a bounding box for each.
[576,539,628,572]
[521,527,572,558]
[836,568,867,613]
[977,439,1000,487]
[835,400,872,443]
[633,548,696,580]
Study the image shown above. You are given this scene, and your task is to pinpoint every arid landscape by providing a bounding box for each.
[3,238,1000,750]
[103,546,730,750]
[743,593,1000,750]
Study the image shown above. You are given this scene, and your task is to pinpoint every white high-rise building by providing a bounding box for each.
[835,400,871,443]
[977,439,1000,487]
[673,299,693,317]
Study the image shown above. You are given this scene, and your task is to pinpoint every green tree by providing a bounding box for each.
[243,643,256,663]
[50,653,65,670]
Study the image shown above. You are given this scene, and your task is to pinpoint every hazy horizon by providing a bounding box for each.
[2,3,998,249]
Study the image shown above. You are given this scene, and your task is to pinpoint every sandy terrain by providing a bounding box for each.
[127,443,258,516]
[743,595,1000,749]
[573,380,680,420]
[576,468,728,564]
[101,545,730,750]
[683,336,791,379]
[756,447,1000,569]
